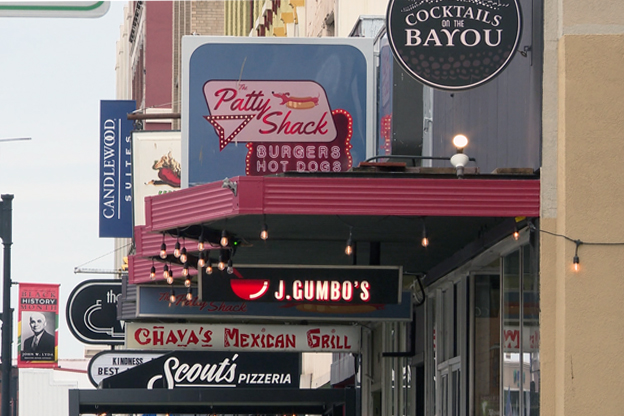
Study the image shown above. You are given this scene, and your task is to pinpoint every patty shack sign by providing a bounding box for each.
[386,0,522,90]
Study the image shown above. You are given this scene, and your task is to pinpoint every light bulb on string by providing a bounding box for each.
[182,263,189,277]
[220,230,229,247]
[184,278,191,288]
[198,251,206,268]
[180,246,188,264]
[198,231,205,251]
[163,264,169,280]
[345,227,354,256]
[150,260,156,280]
[227,259,234,274]
[169,289,176,303]
[206,260,213,275]
[173,240,181,258]
[167,266,174,284]
[421,219,429,247]
[218,252,226,271]
[186,288,193,301]
[513,224,520,240]
[159,242,167,259]
[573,240,582,272]
[260,223,269,240]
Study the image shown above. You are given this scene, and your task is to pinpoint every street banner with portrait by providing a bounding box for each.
[17,283,59,368]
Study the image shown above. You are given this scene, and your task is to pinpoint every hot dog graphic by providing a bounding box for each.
[272,92,319,110]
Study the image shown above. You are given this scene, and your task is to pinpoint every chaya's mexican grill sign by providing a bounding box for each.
[386,0,522,90]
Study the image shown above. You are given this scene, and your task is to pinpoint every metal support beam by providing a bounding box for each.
[0,194,13,416]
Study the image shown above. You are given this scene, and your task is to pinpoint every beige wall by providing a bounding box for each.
[542,1,624,415]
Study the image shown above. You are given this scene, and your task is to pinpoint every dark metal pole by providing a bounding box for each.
[0,194,13,416]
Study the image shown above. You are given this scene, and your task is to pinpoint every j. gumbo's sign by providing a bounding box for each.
[386,0,522,90]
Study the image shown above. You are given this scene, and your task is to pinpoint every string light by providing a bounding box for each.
[163,264,169,280]
[529,221,624,272]
[227,259,234,274]
[180,246,188,264]
[150,260,156,280]
[159,234,167,259]
[421,218,429,248]
[198,230,205,251]
[206,259,213,275]
[220,230,229,247]
[198,251,206,268]
[167,266,174,285]
[186,288,193,301]
[260,223,269,240]
[173,239,181,258]
[512,223,520,240]
[182,262,189,277]
[218,251,226,271]
[573,240,581,272]
[169,289,176,303]
[345,227,354,256]
[184,277,191,288]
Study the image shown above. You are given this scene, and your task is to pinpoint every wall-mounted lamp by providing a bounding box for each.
[450,134,470,178]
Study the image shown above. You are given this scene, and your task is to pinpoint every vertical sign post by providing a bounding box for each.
[0,194,13,416]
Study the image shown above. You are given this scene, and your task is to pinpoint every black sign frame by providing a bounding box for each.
[200,264,402,305]
[386,0,522,91]
[66,279,124,345]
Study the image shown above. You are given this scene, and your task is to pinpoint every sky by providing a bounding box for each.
[0,1,126,360]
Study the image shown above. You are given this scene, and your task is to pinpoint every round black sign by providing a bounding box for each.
[386,0,522,90]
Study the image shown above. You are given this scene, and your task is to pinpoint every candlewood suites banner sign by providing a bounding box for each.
[386,0,522,90]
[182,37,374,187]
[99,100,136,237]
[199,265,402,305]
[137,286,412,322]
[18,283,60,368]
[126,323,360,353]
[100,351,300,389]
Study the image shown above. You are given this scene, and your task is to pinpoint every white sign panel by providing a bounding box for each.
[126,323,361,352]
[132,130,182,226]
[87,350,164,387]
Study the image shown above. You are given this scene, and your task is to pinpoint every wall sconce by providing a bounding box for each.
[450,134,470,178]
